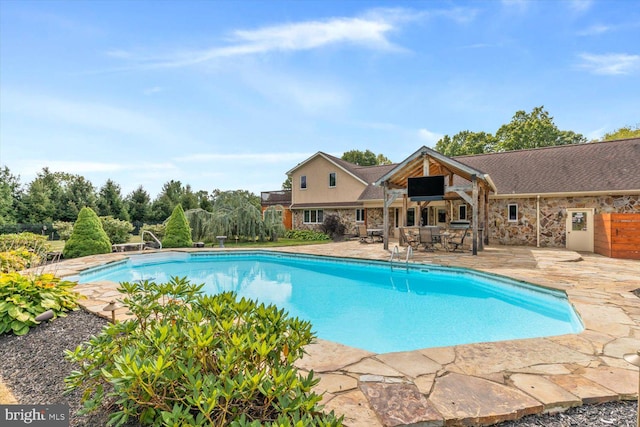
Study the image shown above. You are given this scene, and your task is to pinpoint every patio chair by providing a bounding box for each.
[358,224,372,244]
[418,227,435,251]
[447,227,470,252]
[399,227,419,249]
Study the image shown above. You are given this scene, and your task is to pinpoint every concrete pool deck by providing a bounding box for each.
[40,242,640,426]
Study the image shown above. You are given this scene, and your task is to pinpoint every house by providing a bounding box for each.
[260,190,293,229]
[283,138,640,257]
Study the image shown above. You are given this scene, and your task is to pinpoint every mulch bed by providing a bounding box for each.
[0,309,636,427]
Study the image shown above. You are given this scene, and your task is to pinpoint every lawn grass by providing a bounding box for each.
[46,237,331,252]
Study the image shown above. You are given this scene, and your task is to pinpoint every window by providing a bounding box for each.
[303,209,324,224]
[300,175,307,189]
[355,208,365,222]
[406,208,416,227]
[437,208,446,224]
[329,172,336,188]
[508,204,518,222]
[459,205,467,220]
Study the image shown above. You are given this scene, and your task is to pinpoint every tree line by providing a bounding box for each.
[0,167,260,228]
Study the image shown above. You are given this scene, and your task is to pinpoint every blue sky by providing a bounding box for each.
[1,0,639,198]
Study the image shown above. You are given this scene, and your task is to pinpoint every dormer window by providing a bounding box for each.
[329,172,336,188]
[300,175,307,189]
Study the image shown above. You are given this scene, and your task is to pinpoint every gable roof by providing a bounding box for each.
[286,151,369,186]
[455,138,640,195]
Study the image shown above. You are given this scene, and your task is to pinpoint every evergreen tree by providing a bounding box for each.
[162,204,193,248]
[127,186,152,224]
[97,179,129,221]
[63,207,111,258]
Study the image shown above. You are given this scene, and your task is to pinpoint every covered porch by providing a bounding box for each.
[374,146,496,255]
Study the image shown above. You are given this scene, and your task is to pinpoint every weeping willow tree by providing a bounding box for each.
[263,205,286,242]
[184,191,282,242]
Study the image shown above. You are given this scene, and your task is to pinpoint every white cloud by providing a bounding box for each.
[119,14,404,69]
[175,152,314,164]
[418,128,443,145]
[2,90,171,139]
[578,53,640,75]
[568,0,593,13]
[577,24,611,36]
[15,160,175,177]
[143,86,164,95]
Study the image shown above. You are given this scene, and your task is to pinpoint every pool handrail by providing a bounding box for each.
[141,230,162,250]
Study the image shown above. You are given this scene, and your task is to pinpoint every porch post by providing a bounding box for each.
[472,174,478,256]
[383,182,389,250]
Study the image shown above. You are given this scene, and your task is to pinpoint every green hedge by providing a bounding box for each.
[162,204,192,248]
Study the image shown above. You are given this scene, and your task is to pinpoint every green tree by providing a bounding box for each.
[162,204,193,248]
[126,186,152,224]
[602,124,640,141]
[58,175,97,221]
[180,184,199,211]
[282,175,292,191]
[151,180,186,221]
[195,190,213,211]
[434,131,496,157]
[495,106,586,152]
[21,168,64,223]
[97,179,129,221]
[62,207,111,258]
[0,167,21,225]
[341,149,392,166]
[212,189,261,210]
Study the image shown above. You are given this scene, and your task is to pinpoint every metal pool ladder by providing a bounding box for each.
[141,230,162,251]
[390,245,412,271]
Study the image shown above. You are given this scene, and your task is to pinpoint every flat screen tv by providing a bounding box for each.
[408,176,445,200]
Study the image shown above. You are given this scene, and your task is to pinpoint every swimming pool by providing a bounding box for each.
[74,251,583,354]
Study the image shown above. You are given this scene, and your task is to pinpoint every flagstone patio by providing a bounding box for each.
[36,242,640,426]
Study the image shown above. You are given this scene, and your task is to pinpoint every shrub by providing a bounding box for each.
[284,230,330,241]
[65,277,342,426]
[161,204,193,248]
[63,207,112,259]
[53,221,74,241]
[320,215,346,241]
[0,232,50,260]
[0,273,80,336]
[0,249,38,273]
[140,223,165,241]
[100,216,134,245]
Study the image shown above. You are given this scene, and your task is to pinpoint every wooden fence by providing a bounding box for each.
[594,213,640,260]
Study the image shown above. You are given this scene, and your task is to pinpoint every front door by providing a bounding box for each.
[566,208,594,252]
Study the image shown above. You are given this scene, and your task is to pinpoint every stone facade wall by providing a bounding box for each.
[292,208,359,235]
[489,194,640,247]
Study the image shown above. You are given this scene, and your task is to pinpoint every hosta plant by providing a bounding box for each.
[65,277,342,427]
[0,273,81,336]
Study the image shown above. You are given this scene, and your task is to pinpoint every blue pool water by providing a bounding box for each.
[74,251,583,354]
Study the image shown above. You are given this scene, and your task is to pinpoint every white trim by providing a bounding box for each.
[508,203,518,222]
[329,171,337,188]
[490,189,640,199]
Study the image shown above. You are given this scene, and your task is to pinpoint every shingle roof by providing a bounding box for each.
[455,138,640,195]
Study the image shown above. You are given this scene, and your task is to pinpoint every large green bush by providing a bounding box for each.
[161,204,192,248]
[0,232,50,259]
[65,278,342,426]
[285,230,330,241]
[0,273,80,335]
[100,216,134,245]
[62,207,112,259]
[0,232,51,272]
